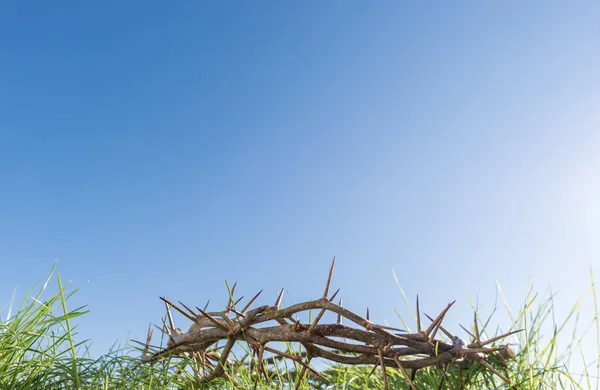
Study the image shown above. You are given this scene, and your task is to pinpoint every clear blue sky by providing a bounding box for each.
[1,2,599,361]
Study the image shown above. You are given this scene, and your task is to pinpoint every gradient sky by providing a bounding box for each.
[1,1,599,365]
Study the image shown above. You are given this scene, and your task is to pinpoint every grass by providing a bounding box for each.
[1,265,598,389]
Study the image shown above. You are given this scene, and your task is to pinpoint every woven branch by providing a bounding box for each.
[140,258,520,389]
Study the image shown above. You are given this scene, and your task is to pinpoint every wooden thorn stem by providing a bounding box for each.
[323,256,335,299]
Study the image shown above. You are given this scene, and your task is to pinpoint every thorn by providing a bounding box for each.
[425,301,455,338]
[226,306,245,318]
[274,288,285,309]
[416,295,422,333]
[459,323,475,339]
[308,308,327,332]
[234,296,244,307]
[322,256,335,299]
[153,323,167,335]
[429,317,444,343]
[425,313,454,339]
[203,299,210,311]
[162,297,174,330]
[294,356,312,390]
[262,346,322,378]
[394,357,417,390]
[337,298,343,324]
[329,288,340,302]
[160,296,197,323]
[178,301,199,318]
[481,329,523,347]
[160,318,171,336]
[367,360,379,379]
[478,358,512,385]
[378,348,389,390]
[197,307,229,331]
[366,307,370,321]
[292,318,301,332]
[241,289,263,314]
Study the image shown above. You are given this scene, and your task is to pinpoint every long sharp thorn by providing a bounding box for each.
[275,288,285,309]
[160,296,197,323]
[263,346,322,378]
[459,324,475,339]
[425,313,453,339]
[162,297,175,330]
[241,289,263,313]
[226,306,245,318]
[478,358,512,384]
[416,295,422,333]
[203,299,210,311]
[197,308,228,331]
[378,348,389,390]
[425,301,455,337]
[178,301,199,318]
[337,298,343,324]
[323,256,335,299]
[394,357,417,390]
[329,288,340,302]
[160,318,171,336]
[308,308,327,332]
[153,323,167,335]
[233,295,244,306]
[481,329,523,346]
[367,361,379,378]
[294,359,311,390]
[429,311,448,343]
[366,307,370,321]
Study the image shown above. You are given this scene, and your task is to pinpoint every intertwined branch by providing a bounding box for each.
[139,259,520,389]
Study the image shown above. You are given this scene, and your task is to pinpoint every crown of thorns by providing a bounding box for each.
[138,258,520,389]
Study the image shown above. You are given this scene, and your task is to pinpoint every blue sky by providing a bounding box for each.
[1,2,599,362]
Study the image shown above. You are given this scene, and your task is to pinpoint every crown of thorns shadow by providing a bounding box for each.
[137,258,521,389]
